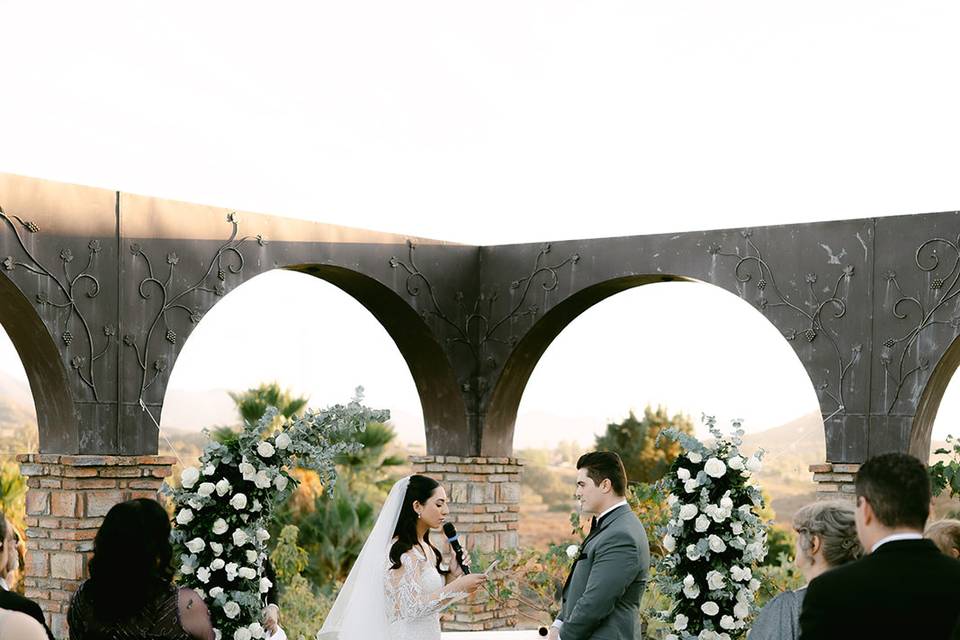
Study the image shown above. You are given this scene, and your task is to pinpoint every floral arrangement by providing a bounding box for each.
[169,391,388,640]
[655,416,768,640]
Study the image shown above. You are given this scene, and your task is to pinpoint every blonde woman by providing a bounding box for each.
[748,501,862,640]
[924,518,960,558]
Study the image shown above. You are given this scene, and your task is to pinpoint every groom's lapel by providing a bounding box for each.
[561,506,628,596]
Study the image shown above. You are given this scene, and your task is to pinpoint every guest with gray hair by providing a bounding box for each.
[747,500,861,640]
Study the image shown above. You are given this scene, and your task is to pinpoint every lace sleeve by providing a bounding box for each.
[384,550,468,622]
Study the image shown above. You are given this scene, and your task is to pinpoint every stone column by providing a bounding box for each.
[16,454,176,639]
[409,455,522,631]
[809,462,860,501]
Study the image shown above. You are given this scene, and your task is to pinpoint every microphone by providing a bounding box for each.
[442,522,471,574]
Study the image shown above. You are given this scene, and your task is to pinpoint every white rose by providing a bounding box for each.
[673,614,689,631]
[230,493,248,510]
[274,474,289,491]
[275,432,291,449]
[706,570,726,590]
[731,565,752,582]
[257,441,275,458]
[704,457,727,478]
[708,535,727,553]
[734,601,750,619]
[256,528,270,543]
[749,578,761,591]
[185,538,206,553]
[233,529,250,546]
[234,629,252,640]
[248,622,265,639]
[686,544,702,561]
[665,635,679,640]
[731,521,744,535]
[197,567,211,583]
[701,601,720,616]
[223,601,241,619]
[210,541,224,556]
[695,514,710,532]
[225,562,239,581]
[211,558,226,570]
[214,630,222,640]
[679,504,698,521]
[684,478,699,493]
[202,463,217,476]
[212,518,228,535]
[210,586,224,599]
[176,508,194,525]
[720,494,734,511]
[676,467,691,481]
[188,498,203,510]
[745,455,762,472]
[246,549,258,564]
[727,455,744,471]
[181,467,200,489]
[259,577,273,594]
[180,561,195,575]
[687,451,702,464]
[720,615,736,630]
[239,462,257,482]
[238,567,257,580]
[198,482,216,497]
[662,535,676,553]
[216,479,231,497]
[254,470,272,489]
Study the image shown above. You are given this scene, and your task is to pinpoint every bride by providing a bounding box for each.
[318,475,489,640]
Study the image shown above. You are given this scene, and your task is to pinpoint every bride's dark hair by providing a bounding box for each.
[389,474,450,575]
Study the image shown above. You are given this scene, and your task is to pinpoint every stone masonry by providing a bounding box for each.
[409,455,522,631]
[809,463,861,502]
[16,454,176,639]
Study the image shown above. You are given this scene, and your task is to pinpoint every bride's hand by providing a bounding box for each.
[453,572,489,594]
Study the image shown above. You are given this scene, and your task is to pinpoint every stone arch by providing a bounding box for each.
[910,333,960,460]
[484,274,823,454]
[160,265,466,452]
[0,271,77,452]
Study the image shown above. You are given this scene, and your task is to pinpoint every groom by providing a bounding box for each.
[550,451,650,640]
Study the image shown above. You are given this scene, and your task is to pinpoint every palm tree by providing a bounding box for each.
[229,382,309,429]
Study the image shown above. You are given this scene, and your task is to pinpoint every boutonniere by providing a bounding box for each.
[565,544,580,560]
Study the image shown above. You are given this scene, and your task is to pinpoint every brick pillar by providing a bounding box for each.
[409,455,522,631]
[16,454,176,639]
[809,462,860,501]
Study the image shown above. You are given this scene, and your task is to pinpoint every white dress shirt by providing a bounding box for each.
[870,532,923,553]
[552,501,630,635]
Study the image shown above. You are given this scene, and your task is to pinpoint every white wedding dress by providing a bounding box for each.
[318,477,467,640]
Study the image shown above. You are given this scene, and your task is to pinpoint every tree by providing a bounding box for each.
[594,405,694,484]
[334,421,405,503]
[229,382,309,430]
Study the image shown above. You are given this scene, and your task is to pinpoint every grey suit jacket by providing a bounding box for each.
[559,504,650,640]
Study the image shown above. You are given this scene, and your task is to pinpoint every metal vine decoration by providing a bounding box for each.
[125,212,264,401]
[879,235,960,413]
[1,206,114,400]
[710,230,860,417]
[390,240,579,401]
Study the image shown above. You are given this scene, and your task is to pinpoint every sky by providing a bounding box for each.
[2,1,960,449]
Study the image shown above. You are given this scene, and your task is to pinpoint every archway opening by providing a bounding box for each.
[509,280,824,552]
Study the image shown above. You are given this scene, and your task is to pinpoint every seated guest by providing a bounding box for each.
[799,453,960,639]
[748,500,861,640]
[926,518,960,558]
[67,498,214,640]
[0,515,53,640]
[0,609,48,640]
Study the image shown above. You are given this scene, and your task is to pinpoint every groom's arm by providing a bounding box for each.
[558,531,643,640]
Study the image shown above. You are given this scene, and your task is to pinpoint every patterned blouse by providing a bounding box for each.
[67,580,192,640]
[384,545,468,640]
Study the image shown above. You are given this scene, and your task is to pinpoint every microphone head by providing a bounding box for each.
[442,522,457,540]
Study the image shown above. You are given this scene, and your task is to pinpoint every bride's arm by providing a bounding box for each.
[385,552,471,620]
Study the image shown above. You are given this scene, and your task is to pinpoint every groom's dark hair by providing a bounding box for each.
[855,452,930,531]
[577,451,628,496]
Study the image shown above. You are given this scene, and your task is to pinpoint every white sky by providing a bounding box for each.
[2,1,960,449]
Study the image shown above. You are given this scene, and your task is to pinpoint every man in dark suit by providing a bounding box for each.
[550,451,650,640]
[0,515,54,640]
[799,452,960,639]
